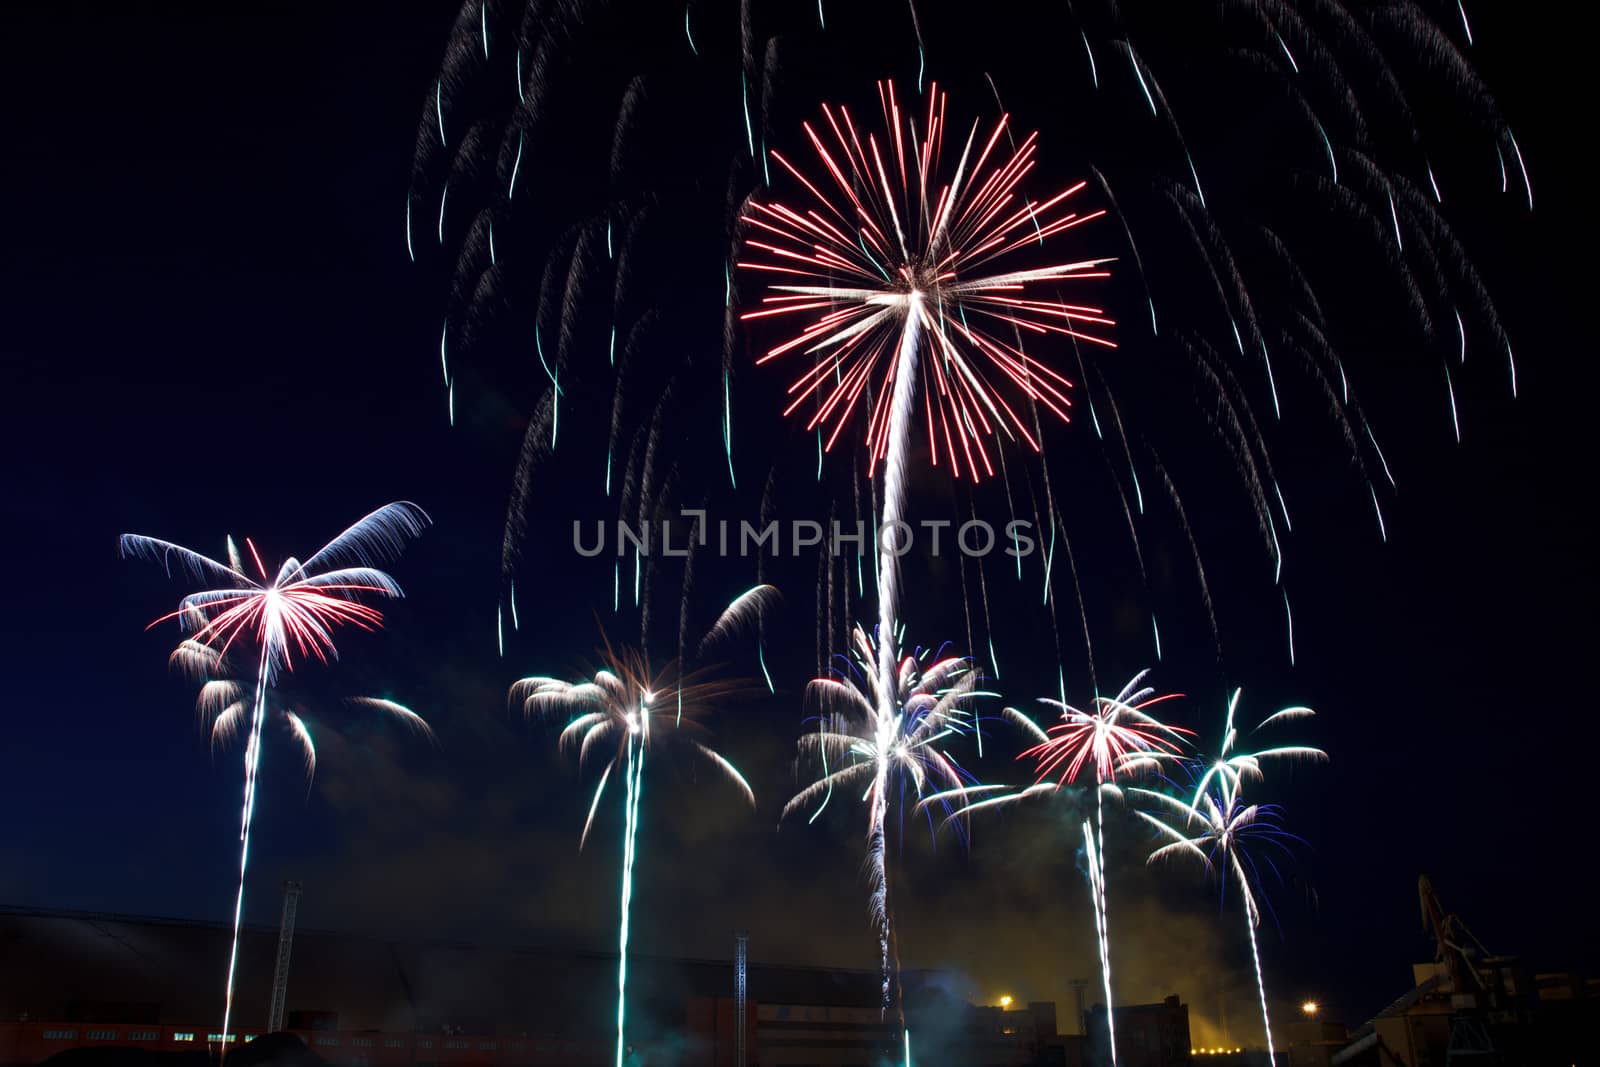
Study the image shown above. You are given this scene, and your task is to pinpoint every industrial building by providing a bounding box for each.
[0,901,1113,1066]
[1309,877,1595,1067]
[1084,995,1192,1067]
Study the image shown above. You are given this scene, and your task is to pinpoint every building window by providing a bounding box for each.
[172,1033,195,1042]
[130,1031,159,1042]
[384,1039,407,1048]
[416,1040,434,1049]
[207,1034,236,1044]
[43,1030,78,1041]
[478,1042,497,1051]
[352,1038,376,1048]
[88,1031,119,1041]
[315,1038,341,1047]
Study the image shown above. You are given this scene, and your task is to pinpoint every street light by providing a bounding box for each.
[1301,1001,1319,1016]
[999,995,1013,1009]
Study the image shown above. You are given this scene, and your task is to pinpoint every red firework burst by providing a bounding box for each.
[739,80,1116,480]
[1020,671,1191,785]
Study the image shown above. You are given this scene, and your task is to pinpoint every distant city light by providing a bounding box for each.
[999,995,1013,1008]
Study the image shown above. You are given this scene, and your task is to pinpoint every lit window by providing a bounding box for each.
[130,1031,159,1042]
[173,1033,195,1043]
[88,1030,119,1041]
[207,1034,236,1044]
[43,1030,78,1041]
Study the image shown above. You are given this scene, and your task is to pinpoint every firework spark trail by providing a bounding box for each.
[1050,506,1096,697]
[503,388,557,592]
[513,588,773,1062]
[1116,41,1207,209]
[868,735,894,1011]
[1149,457,1220,655]
[952,495,982,754]
[636,390,675,638]
[615,719,644,1067]
[758,469,778,691]
[1174,333,1281,574]
[227,637,271,1048]
[1241,880,1272,1064]
[876,315,922,745]
[1093,787,1109,1051]
[1133,781,1303,1064]
[783,625,983,1015]
[122,503,428,1047]
[1091,167,1157,335]
[1082,818,1116,1066]
[818,522,831,678]
[1014,346,1077,703]
[970,496,998,690]
[1132,691,1326,1062]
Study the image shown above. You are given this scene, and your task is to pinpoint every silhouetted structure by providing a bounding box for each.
[1084,995,1192,1067]
[1328,877,1596,1066]
[1,906,1072,1066]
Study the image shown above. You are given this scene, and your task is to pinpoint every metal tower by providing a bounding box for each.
[267,881,302,1033]
[734,932,749,1067]
[1419,875,1502,1065]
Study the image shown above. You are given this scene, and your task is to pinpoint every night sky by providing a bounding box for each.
[2,0,1594,1048]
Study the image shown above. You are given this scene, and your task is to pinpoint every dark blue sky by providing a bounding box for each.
[0,0,1593,1045]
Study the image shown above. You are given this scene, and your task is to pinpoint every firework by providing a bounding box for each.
[122,502,428,1046]
[740,87,1109,1018]
[510,586,774,1067]
[1131,689,1325,1062]
[1187,688,1327,811]
[740,85,1113,801]
[1081,817,1114,1061]
[174,622,433,780]
[1131,780,1308,1064]
[1019,670,1190,786]
[919,671,1186,1063]
[1026,672,1191,1062]
[738,79,1113,480]
[782,624,984,1015]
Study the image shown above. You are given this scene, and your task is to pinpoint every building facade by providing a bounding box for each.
[0,906,1076,1067]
